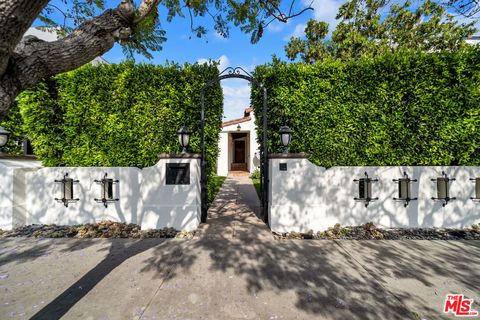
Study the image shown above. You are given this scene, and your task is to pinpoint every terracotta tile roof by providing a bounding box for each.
[222,116,251,128]
[244,107,253,114]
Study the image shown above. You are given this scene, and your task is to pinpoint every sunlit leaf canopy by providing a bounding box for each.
[285,0,478,63]
[37,0,313,59]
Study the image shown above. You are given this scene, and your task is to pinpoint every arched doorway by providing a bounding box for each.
[200,67,268,225]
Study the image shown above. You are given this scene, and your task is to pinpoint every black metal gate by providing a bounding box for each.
[199,67,268,224]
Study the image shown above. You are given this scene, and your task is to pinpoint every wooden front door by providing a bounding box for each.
[234,140,245,163]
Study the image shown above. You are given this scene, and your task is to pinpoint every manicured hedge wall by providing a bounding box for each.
[15,62,223,172]
[1,101,25,155]
[252,48,480,166]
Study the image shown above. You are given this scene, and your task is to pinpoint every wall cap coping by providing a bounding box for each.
[158,153,201,159]
[0,154,38,160]
[268,153,310,159]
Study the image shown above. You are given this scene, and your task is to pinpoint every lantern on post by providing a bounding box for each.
[177,126,191,153]
[0,125,10,153]
[279,126,292,153]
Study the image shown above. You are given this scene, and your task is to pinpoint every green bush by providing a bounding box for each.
[1,102,25,155]
[250,168,261,179]
[252,48,480,166]
[15,62,223,174]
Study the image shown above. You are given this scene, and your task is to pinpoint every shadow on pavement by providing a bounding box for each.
[1,177,479,319]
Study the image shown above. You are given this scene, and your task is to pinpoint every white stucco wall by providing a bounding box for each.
[218,129,230,176]
[0,159,43,230]
[0,164,13,230]
[140,157,201,231]
[269,157,480,232]
[217,112,260,176]
[0,157,200,231]
[25,167,142,227]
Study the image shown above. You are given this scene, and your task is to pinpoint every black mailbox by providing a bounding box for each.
[166,163,190,185]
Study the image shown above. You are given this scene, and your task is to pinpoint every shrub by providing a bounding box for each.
[15,62,223,175]
[252,48,480,166]
[250,168,261,179]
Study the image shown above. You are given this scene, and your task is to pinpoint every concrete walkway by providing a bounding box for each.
[196,176,270,241]
[0,177,479,319]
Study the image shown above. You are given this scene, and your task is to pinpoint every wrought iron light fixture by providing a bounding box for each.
[431,171,456,206]
[237,124,241,131]
[279,126,292,153]
[393,172,418,207]
[94,173,119,208]
[177,125,191,153]
[0,125,10,152]
[470,178,480,201]
[354,172,378,207]
[54,173,79,207]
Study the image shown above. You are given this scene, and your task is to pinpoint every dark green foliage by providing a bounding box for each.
[16,62,223,173]
[207,175,226,205]
[252,48,480,167]
[285,0,476,64]
[252,178,261,200]
[1,102,25,155]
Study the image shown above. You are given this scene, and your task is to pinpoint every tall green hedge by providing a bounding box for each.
[252,48,480,166]
[15,62,223,172]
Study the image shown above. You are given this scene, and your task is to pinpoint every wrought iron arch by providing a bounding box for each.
[200,67,269,225]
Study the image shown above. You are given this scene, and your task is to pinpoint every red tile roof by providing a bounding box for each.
[222,116,251,128]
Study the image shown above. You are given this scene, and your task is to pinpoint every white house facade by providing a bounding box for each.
[217,108,261,176]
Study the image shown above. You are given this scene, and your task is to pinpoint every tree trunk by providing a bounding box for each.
[0,0,49,78]
[0,1,135,117]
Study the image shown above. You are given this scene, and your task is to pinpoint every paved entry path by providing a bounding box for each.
[195,176,272,241]
[0,177,479,319]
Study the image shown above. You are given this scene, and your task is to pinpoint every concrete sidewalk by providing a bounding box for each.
[0,177,479,319]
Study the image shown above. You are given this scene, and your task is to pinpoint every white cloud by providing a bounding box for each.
[196,55,252,120]
[267,19,291,32]
[308,0,343,34]
[284,0,343,41]
[197,54,230,71]
[218,55,230,71]
[283,23,307,40]
[222,80,251,120]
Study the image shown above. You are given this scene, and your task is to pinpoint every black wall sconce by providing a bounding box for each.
[354,172,378,207]
[393,172,418,207]
[54,173,79,207]
[470,178,480,201]
[94,173,119,208]
[431,171,456,206]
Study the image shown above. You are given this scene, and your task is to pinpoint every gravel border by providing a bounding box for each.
[0,221,194,239]
[273,223,480,240]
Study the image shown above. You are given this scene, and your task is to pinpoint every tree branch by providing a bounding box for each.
[0,0,49,77]
[134,0,161,23]
[259,0,313,23]
[0,2,135,115]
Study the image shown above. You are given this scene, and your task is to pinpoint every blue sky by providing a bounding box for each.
[102,0,329,120]
[35,0,479,120]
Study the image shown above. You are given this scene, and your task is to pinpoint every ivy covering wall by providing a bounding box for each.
[12,62,223,173]
[252,47,480,167]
